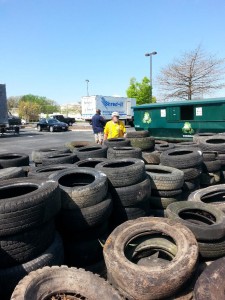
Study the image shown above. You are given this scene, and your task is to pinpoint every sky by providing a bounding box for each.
[1,0,225,105]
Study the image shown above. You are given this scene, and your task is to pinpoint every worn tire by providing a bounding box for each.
[0,153,29,168]
[142,151,160,164]
[32,147,70,164]
[126,130,149,138]
[75,158,107,168]
[42,153,78,166]
[198,237,225,258]
[149,194,182,209]
[155,143,175,152]
[104,217,198,300]
[193,133,215,144]
[151,188,182,197]
[74,145,108,159]
[202,151,218,161]
[145,165,184,190]
[175,141,199,148]
[104,138,131,148]
[0,178,60,236]
[199,136,225,153]
[96,158,145,187]
[128,137,155,150]
[50,167,108,209]
[182,166,202,181]
[160,148,203,169]
[183,178,200,191]
[11,265,122,300]
[65,140,96,152]
[202,160,221,172]
[107,147,142,159]
[0,167,26,180]
[28,164,76,178]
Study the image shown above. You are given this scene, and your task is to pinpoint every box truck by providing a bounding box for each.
[81,95,136,125]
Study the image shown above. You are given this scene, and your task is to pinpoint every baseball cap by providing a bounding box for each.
[112,111,119,117]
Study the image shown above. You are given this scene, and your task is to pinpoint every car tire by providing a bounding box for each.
[0,167,26,180]
[75,158,107,168]
[28,164,76,178]
[142,151,160,164]
[199,136,225,153]
[126,130,149,138]
[37,125,42,132]
[104,138,131,148]
[42,153,78,166]
[74,145,108,160]
[155,143,175,152]
[32,147,71,165]
[107,147,142,159]
[128,137,155,151]
[149,194,182,209]
[49,126,54,132]
[0,153,29,168]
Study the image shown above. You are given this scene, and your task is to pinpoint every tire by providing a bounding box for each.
[49,126,54,132]
[151,188,182,197]
[32,147,71,164]
[49,167,108,209]
[0,233,64,300]
[42,153,78,166]
[194,256,225,300]
[28,164,76,178]
[183,178,200,191]
[104,138,131,148]
[198,237,225,258]
[111,176,151,206]
[155,143,175,152]
[74,145,108,159]
[0,167,26,180]
[107,147,142,159]
[160,148,203,169]
[174,142,199,148]
[182,166,202,181]
[199,172,217,186]
[75,158,107,168]
[142,151,160,164]
[149,194,182,209]
[193,133,215,143]
[11,266,122,300]
[202,151,218,161]
[0,153,29,168]
[188,184,225,212]
[95,158,145,187]
[0,221,55,268]
[199,136,225,153]
[37,125,42,132]
[166,201,225,241]
[104,217,198,300]
[202,160,221,172]
[60,195,113,231]
[126,130,149,138]
[65,141,96,152]
[0,178,60,236]
[145,165,184,190]
[128,137,155,151]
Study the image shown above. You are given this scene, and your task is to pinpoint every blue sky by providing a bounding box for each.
[1,0,225,104]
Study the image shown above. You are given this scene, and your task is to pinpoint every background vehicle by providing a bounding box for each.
[37,118,68,132]
[8,113,22,126]
[51,114,75,126]
[81,95,136,125]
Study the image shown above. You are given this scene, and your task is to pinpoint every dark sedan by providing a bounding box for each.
[37,118,68,132]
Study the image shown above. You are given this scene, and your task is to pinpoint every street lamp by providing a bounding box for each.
[145,51,157,100]
[85,79,89,96]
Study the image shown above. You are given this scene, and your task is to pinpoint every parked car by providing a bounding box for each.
[8,113,22,126]
[51,114,75,126]
[37,118,68,132]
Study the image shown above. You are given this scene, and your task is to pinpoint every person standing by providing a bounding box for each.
[104,111,126,140]
[91,109,106,145]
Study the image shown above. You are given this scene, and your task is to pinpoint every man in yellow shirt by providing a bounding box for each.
[104,111,126,140]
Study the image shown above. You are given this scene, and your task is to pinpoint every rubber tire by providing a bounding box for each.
[104,138,131,148]
[182,166,202,181]
[142,151,160,164]
[0,178,60,236]
[28,164,76,178]
[193,133,215,144]
[65,141,96,152]
[155,143,175,152]
[166,201,225,241]
[202,151,218,161]
[183,178,200,191]
[37,125,42,132]
[11,266,122,300]
[128,137,155,151]
[198,236,225,259]
[49,167,108,209]
[160,148,203,169]
[0,153,29,168]
[174,142,199,148]
[42,153,78,166]
[75,158,107,168]
[126,130,149,138]
[145,165,184,190]
[103,217,198,300]
[0,167,26,180]
[49,126,54,132]
[95,158,145,187]
[107,146,142,160]
[199,136,225,153]
[74,145,108,159]
[202,160,221,172]
[149,194,182,209]
[0,221,55,268]
[151,188,182,197]
[32,147,70,164]
[0,233,64,300]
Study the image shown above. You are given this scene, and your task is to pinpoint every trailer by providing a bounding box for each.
[133,97,225,141]
[81,95,136,125]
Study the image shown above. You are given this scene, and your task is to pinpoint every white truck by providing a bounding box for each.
[81,95,136,125]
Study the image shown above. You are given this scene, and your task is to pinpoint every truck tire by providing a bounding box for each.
[199,136,225,153]
[0,153,29,168]
[11,266,122,300]
[104,138,131,148]
[74,145,108,159]
[103,217,198,300]
[95,158,145,187]
[160,148,203,169]
[49,167,108,209]
[0,221,55,268]
[126,130,149,138]
[155,143,175,152]
[0,178,60,236]
[145,165,184,190]
[128,137,155,151]
[0,167,26,180]
[0,233,64,300]
[32,147,70,164]
[42,153,78,166]
[28,164,76,178]
[142,151,160,164]
[75,158,107,168]
[107,147,142,159]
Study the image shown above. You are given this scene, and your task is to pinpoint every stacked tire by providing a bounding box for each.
[31,147,71,166]
[50,168,112,275]
[104,138,130,148]
[107,146,142,159]
[200,151,222,186]
[96,158,150,228]
[73,145,108,160]
[0,178,63,300]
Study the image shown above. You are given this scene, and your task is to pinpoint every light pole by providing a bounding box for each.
[85,79,89,96]
[145,51,157,100]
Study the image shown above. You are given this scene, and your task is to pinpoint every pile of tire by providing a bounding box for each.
[103,217,199,300]
[31,147,71,166]
[96,158,150,228]
[73,145,108,160]
[145,165,184,217]
[200,151,222,186]
[50,168,112,275]
[0,178,63,300]
[160,148,203,199]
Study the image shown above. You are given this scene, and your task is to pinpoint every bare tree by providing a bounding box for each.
[158,46,225,100]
